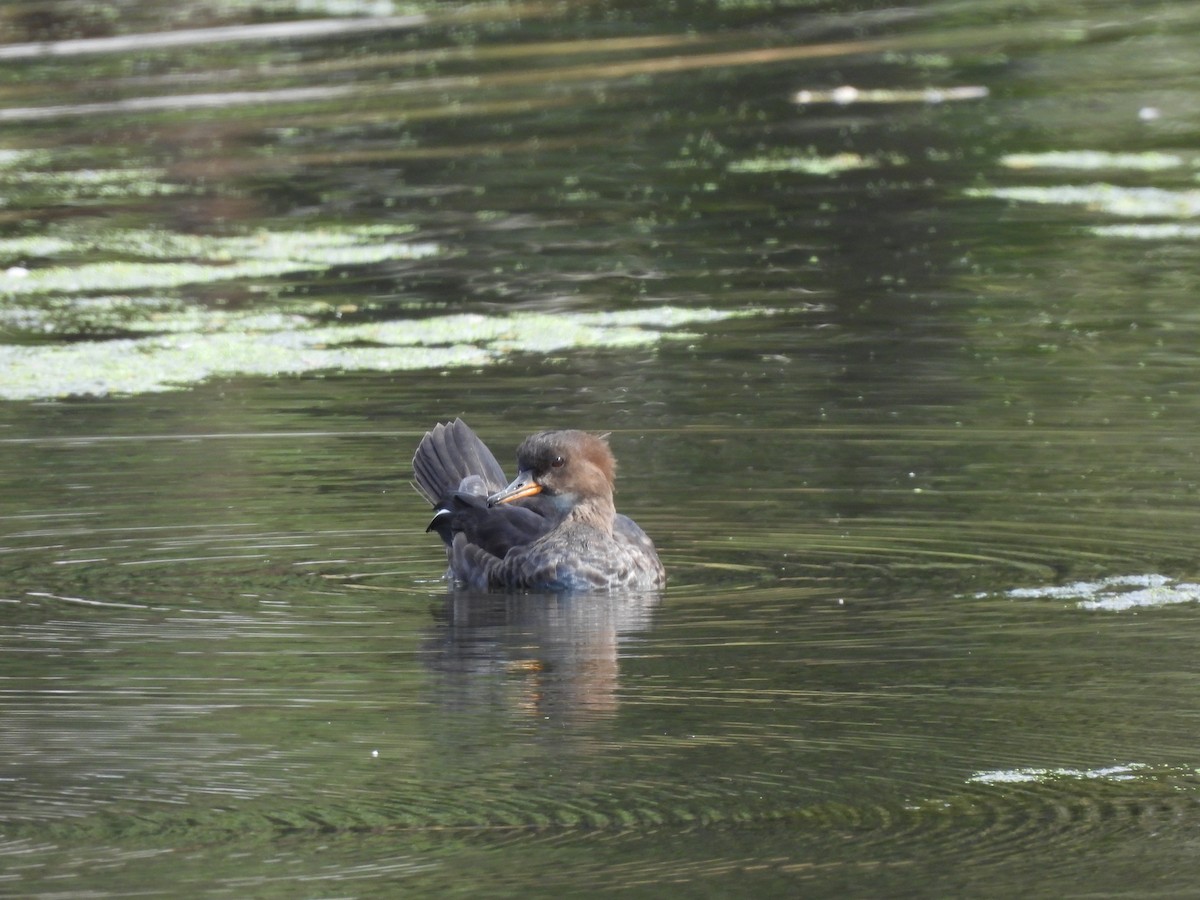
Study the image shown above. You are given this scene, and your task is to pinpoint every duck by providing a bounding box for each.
[412,419,666,593]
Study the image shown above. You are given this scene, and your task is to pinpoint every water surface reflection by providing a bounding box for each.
[424,589,661,722]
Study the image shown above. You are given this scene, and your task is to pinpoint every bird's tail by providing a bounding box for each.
[411,418,507,506]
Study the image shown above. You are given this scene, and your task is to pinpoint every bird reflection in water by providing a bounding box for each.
[423,589,661,722]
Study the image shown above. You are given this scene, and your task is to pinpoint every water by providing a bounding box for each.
[3,1,1200,895]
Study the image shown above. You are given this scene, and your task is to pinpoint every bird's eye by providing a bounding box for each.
[550,456,565,469]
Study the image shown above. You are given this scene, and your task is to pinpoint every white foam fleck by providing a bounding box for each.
[1004,573,1200,611]
[969,763,1145,784]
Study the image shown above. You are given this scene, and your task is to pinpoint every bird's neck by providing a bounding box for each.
[563,492,616,535]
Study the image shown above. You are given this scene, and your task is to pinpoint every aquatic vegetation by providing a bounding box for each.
[1002,573,1200,611]
[966,184,1200,218]
[0,218,774,400]
[1000,151,1185,171]
[969,764,1147,784]
[1091,224,1200,239]
[0,225,432,296]
[793,85,988,105]
[0,305,768,401]
[0,149,188,203]
[0,148,55,168]
[0,168,188,201]
[728,152,879,176]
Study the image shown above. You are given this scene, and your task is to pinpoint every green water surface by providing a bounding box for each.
[2,0,1200,896]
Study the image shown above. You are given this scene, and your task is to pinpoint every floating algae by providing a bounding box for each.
[0,306,766,400]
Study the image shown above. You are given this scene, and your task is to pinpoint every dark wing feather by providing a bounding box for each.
[412,418,507,505]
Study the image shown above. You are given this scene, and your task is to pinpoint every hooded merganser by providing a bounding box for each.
[413,419,666,593]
